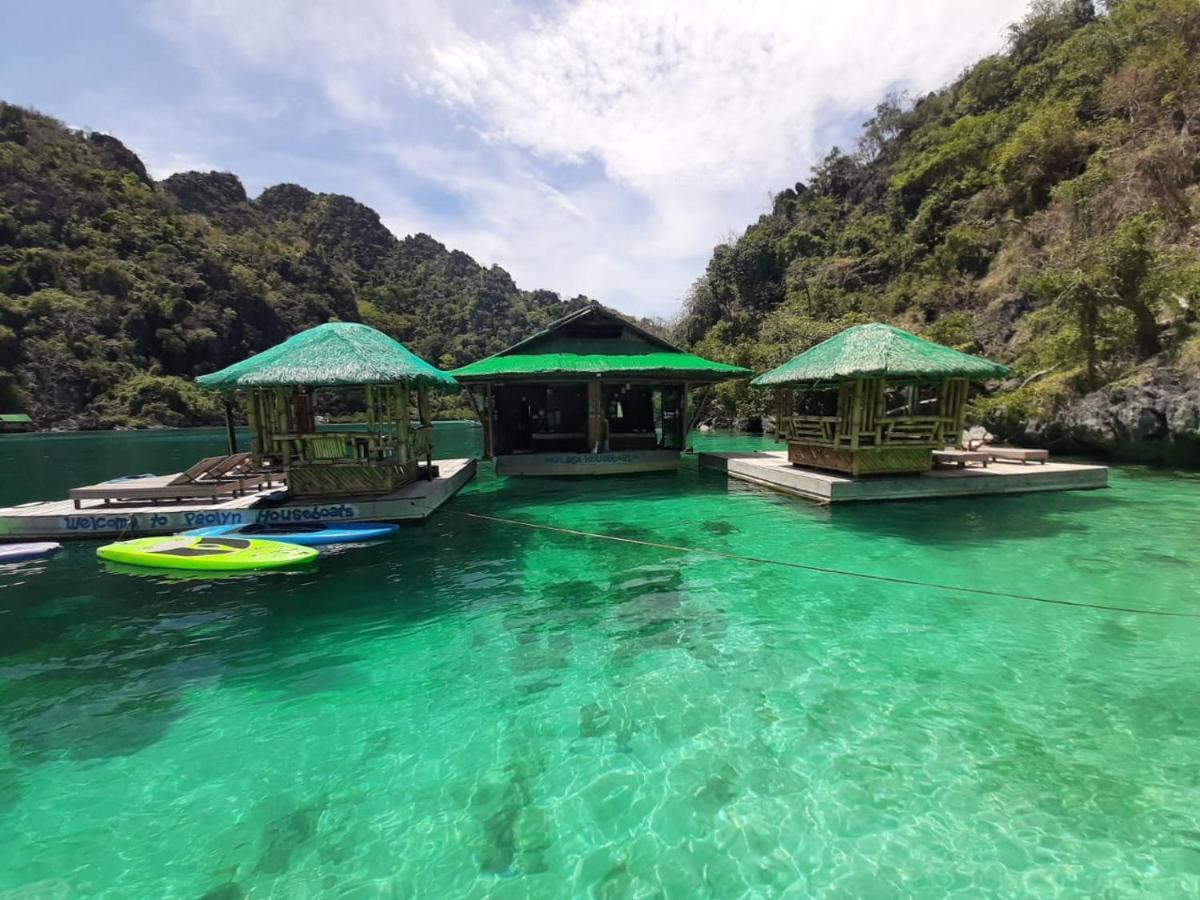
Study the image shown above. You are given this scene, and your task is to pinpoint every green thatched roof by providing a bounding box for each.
[197,322,459,390]
[752,323,1009,387]
[452,352,749,381]
[451,302,749,383]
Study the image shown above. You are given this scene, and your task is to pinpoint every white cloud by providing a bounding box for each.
[147,0,1031,317]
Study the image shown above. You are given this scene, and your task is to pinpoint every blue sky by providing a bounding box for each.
[1,0,1030,318]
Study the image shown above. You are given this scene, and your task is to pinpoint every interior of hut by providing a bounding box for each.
[244,382,435,495]
[488,382,685,454]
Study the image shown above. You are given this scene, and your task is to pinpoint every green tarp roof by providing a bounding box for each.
[0,413,31,423]
[752,323,1009,386]
[197,322,459,390]
[451,352,750,381]
[451,302,749,382]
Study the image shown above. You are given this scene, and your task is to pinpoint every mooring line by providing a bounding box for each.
[460,512,1199,619]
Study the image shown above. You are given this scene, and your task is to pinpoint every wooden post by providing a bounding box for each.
[418,384,433,470]
[587,380,604,452]
[679,383,689,449]
[223,398,238,455]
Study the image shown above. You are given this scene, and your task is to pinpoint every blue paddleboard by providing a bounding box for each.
[182,521,399,546]
[0,542,62,563]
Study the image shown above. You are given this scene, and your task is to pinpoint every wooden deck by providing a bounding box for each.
[0,458,476,541]
[699,451,1107,503]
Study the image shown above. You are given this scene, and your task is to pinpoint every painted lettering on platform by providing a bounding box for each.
[182,511,246,527]
[64,515,133,532]
[542,453,639,465]
[258,504,357,523]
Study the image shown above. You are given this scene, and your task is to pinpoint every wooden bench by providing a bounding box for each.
[932,450,991,469]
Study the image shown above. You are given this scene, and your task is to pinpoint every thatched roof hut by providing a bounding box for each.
[198,322,457,496]
[197,322,458,390]
[752,323,1008,386]
[753,323,1008,476]
[451,303,748,474]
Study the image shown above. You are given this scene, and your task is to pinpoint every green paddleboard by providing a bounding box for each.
[97,536,318,571]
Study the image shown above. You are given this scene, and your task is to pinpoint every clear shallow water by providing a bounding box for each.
[1,426,1199,897]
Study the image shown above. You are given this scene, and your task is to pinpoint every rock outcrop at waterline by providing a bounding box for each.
[995,370,1200,465]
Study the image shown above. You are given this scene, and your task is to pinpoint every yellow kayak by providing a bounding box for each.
[97,536,318,571]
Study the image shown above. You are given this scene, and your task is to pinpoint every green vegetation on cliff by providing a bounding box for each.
[0,106,591,427]
[678,0,1200,451]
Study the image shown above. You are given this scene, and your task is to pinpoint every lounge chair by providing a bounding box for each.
[932,449,991,469]
[982,447,1049,464]
[69,453,277,508]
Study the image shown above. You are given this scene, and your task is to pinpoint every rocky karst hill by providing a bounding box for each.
[679,0,1200,463]
[0,104,588,428]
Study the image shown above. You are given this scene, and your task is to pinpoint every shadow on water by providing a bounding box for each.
[825,489,1120,546]
[460,745,552,876]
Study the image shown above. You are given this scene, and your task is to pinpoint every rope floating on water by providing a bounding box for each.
[460,512,1199,619]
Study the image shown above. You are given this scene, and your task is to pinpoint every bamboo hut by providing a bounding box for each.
[197,323,459,497]
[752,323,1009,475]
[451,303,749,475]
[0,413,33,433]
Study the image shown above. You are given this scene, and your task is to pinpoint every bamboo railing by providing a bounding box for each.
[775,377,968,450]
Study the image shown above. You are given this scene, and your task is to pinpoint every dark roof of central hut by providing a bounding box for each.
[751,323,1009,386]
[196,322,459,390]
[450,303,749,382]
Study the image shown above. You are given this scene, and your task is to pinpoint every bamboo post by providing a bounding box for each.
[849,378,864,451]
[949,378,967,447]
[398,386,408,460]
[398,384,410,466]
[246,391,260,459]
[365,383,376,460]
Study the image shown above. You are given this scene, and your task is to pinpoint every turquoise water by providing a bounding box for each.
[1,426,1199,897]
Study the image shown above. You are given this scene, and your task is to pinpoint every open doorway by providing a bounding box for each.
[493,384,588,454]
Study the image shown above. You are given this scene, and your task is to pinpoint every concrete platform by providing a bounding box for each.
[699,451,1107,503]
[0,458,476,541]
[496,449,682,476]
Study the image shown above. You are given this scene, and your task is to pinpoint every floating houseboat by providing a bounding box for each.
[196,321,460,497]
[451,303,749,475]
[0,323,475,540]
[754,322,1007,475]
[0,413,33,433]
[699,323,1108,502]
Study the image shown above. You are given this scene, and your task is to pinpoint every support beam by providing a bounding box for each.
[849,378,864,451]
[686,384,709,434]
[483,384,495,459]
[464,389,489,459]
[586,380,604,451]
[418,384,433,470]
[223,398,238,455]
